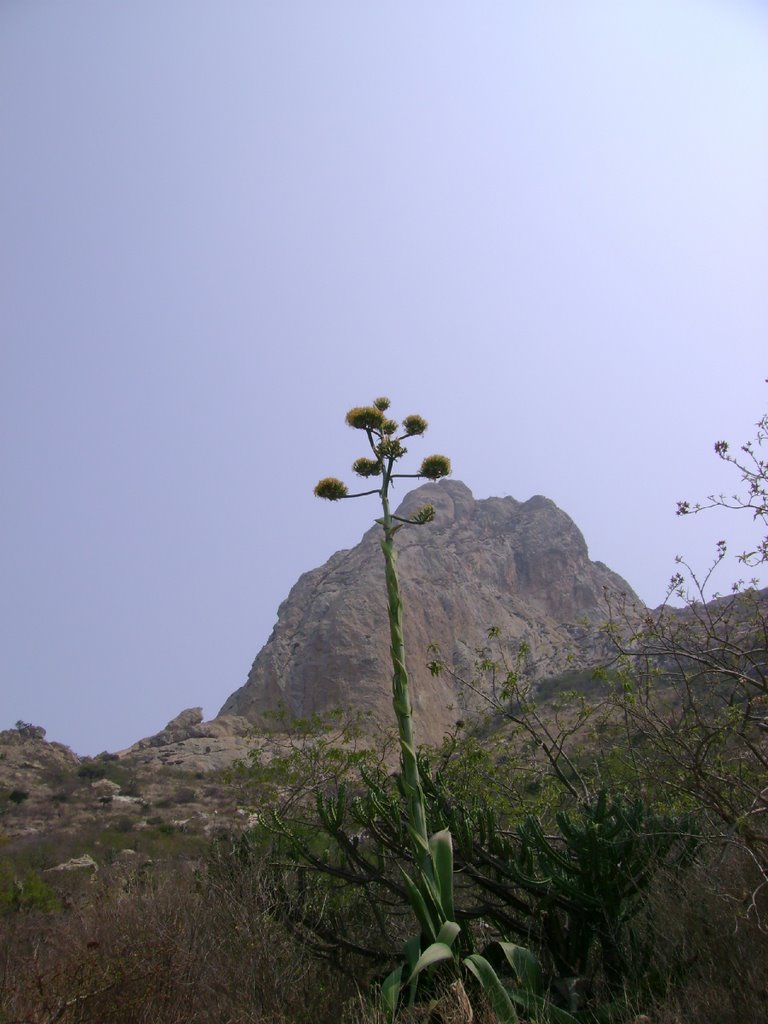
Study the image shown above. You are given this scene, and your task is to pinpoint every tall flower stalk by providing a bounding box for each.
[315,399,574,1023]
[315,398,450,874]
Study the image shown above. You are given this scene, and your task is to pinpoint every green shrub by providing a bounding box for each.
[0,860,60,914]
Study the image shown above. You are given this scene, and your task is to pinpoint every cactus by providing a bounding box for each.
[434,782,699,989]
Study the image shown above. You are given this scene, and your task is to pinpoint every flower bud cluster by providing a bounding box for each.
[314,396,452,508]
[412,504,436,524]
[346,406,386,431]
[402,415,427,436]
[314,477,348,500]
[353,458,382,478]
[378,438,406,460]
[419,455,451,480]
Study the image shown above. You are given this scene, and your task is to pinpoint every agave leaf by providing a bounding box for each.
[407,821,432,862]
[429,829,455,921]
[419,871,445,921]
[463,954,519,1024]
[507,986,580,1023]
[408,860,445,925]
[380,965,402,1024]
[400,867,437,942]
[402,934,422,1007]
[403,933,421,973]
[407,941,457,982]
[495,941,544,994]
[436,919,461,947]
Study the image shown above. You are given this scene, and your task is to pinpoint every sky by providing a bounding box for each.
[2,1,767,756]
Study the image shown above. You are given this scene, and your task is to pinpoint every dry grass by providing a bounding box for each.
[632,851,768,1024]
[3,833,768,1023]
[0,859,353,1024]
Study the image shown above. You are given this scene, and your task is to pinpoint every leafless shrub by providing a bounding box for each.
[641,848,768,1024]
[0,858,353,1024]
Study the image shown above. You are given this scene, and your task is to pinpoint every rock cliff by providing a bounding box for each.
[220,480,638,746]
[119,708,254,772]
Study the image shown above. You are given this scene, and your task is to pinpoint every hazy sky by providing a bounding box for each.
[2,1,767,755]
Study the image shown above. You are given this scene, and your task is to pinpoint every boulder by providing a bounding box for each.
[46,854,98,873]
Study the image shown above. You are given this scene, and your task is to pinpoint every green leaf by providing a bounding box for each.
[403,934,421,973]
[407,941,457,982]
[400,868,437,942]
[380,966,402,1024]
[507,987,580,1024]
[429,829,455,921]
[463,954,519,1023]
[436,920,461,947]
[403,935,422,1007]
[495,942,544,994]
[407,821,432,861]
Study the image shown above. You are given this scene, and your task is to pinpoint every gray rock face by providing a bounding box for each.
[121,709,255,771]
[219,480,638,746]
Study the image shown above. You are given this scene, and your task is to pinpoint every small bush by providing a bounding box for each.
[14,721,46,739]
[0,861,60,915]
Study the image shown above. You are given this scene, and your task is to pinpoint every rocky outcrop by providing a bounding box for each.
[45,854,98,873]
[0,727,80,780]
[120,708,256,772]
[220,480,639,746]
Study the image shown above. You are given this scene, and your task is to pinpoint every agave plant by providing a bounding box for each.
[315,397,450,873]
[314,398,576,1023]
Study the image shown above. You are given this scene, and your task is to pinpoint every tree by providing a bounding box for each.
[13,721,46,740]
[607,398,768,891]
[676,404,768,572]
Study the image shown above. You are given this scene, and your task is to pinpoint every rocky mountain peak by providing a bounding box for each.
[219,480,638,746]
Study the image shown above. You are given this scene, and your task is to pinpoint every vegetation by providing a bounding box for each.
[2,394,767,1022]
[606,405,768,885]
[256,395,768,1020]
[0,859,60,914]
[0,857,353,1024]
